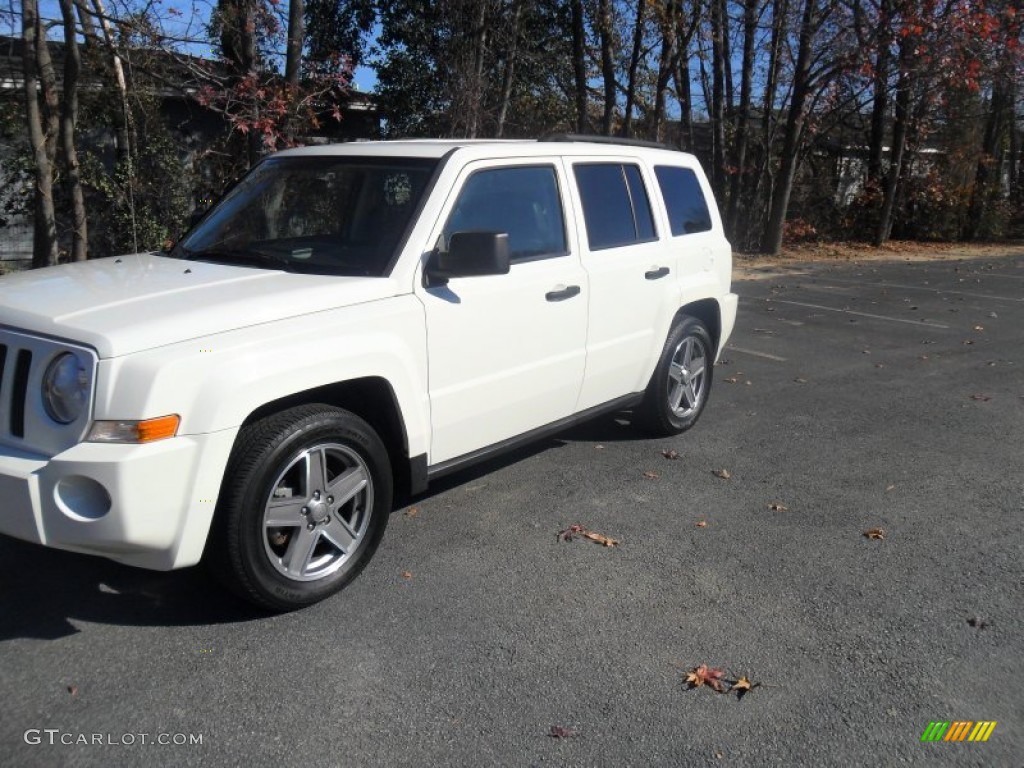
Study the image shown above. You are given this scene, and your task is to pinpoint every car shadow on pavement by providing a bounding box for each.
[402,411,641,505]
[0,537,265,641]
[1,414,643,640]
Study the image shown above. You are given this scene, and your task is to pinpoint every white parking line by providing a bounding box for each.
[726,346,787,361]
[806,276,1023,303]
[771,299,950,328]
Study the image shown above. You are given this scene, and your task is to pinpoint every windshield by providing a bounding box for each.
[173,156,438,276]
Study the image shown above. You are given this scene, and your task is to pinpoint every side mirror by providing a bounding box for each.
[426,232,511,284]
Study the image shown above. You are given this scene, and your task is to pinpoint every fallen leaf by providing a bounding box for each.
[962,340,974,345]
[919,355,929,360]
[400,570,413,579]
[974,324,985,331]
[696,519,708,528]
[967,616,990,630]
[885,484,895,492]
[67,685,78,696]
[863,527,886,540]
[404,506,419,519]
[643,470,660,479]
[745,380,752,386]
[548,725,577,739]
[712,468,731,480]
[767,502,788,512]
[731,675,762,699]
[580,530,619,547]
[724,376,739,384]
[686,664,727,692]
[875,363,885,368]
[558,524,618,547]
[969,393,991,402]
[988,311,998,319]
[594,444,605,450]
[661,449,681,460]
[793,377,808,384]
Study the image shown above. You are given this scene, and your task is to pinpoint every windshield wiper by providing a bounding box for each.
[181,246,294,272]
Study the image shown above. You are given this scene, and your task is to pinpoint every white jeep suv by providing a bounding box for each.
[0,137,738,610]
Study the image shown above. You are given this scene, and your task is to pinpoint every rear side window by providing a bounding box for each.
[574,163,658,250]
[443,166,567,262]
[654,166,713,236]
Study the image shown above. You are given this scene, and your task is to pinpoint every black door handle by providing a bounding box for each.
[545,285,581,302]
[645,266,670,280]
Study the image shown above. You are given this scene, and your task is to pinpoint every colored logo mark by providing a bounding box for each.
[920,721,997,742]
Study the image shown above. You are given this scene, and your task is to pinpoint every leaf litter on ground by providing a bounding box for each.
[684,666,761,698]
[557,524,619,547]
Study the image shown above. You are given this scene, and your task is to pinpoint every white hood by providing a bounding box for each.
[0,253,402,357]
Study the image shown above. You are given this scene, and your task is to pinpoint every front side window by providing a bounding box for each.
[574,163,658,250]
[174,156,437,276]
[442,166,567,263]
[654,165,713,236]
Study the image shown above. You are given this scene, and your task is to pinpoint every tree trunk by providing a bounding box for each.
[59,0,88,261]
[219,0,261,164]
[709,0,728,202]
[652,1,680,142]
[874,34,913,246]
[964,78,1012,240]
[285,0,304,89]
[725,0,759,236]
[598,0,616,135]
[465,0,489,138]
[621,0,647,138]
[672,1,700,150]
[761,0,818,255]
[866,0,892,186]
[571,0,588,133]
[495,0,522,138]
[751,0,787,239]
[22,0,59,268]
[92,0,138,251]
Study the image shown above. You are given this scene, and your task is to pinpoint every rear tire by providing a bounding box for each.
[635,316,714,436]
[208,405,392,611]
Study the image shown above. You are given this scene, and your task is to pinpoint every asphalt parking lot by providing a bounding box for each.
[1,252,1021,767]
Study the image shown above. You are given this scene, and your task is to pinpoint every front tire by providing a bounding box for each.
[636,316,714,436]
[209,405,392,611]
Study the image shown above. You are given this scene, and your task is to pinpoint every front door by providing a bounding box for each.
[416,161,588,465]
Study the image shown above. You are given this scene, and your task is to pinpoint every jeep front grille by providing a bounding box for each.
[10,348,32,438]
[0,343,34,439]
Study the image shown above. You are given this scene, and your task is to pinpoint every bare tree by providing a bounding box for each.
[58,0,88,261]
[21,0,60,267]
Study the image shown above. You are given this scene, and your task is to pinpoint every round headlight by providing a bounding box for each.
[42,352,89,424]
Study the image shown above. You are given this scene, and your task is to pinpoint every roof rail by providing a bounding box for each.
[542,133,673,150]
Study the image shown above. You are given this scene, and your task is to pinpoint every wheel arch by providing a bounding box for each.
[674,298,722,357]
[239,377,420,502]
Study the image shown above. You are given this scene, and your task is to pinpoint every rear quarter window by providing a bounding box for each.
[654,166,713,236]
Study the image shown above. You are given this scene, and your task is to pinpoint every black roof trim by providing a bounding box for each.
[542,133,674,151]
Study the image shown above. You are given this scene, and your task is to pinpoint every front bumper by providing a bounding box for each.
[0,428,237,570]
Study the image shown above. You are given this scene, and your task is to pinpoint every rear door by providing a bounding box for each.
[567,159,679,411]
[417,160,588,465]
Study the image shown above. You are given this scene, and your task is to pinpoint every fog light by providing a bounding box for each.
[54,476,112,521]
